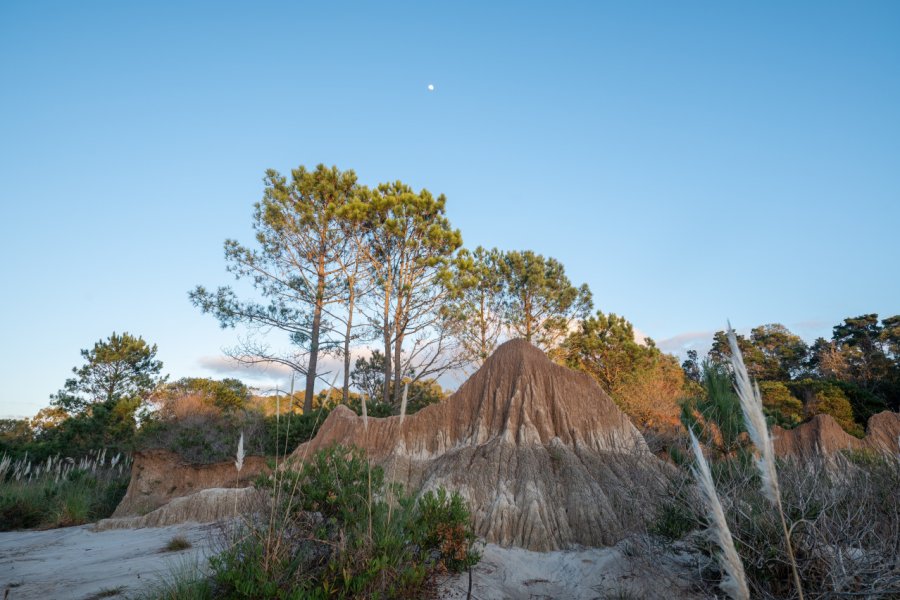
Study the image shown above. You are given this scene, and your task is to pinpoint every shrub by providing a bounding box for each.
[788,379,863,437]
[415,487,480,572]
[829,380,887,426]
[680,363,747,456]
[262,409,330,457]
[210,444,479,599]
[138,409,266,464]
[163,535,192,552]
[650,476,695,541]
[757,381,803,427]
[677,453,900,599]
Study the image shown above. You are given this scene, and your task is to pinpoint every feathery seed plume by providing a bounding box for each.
[689,430,750,600]
[726,323,804,600]
[235,432,245,473]
[727,324,779,503]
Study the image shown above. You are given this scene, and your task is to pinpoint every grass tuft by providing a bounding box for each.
[162,535,192,552]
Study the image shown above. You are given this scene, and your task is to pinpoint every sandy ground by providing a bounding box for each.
[438,539,706,600]
[0,522,220,600]
[1,524,706,600]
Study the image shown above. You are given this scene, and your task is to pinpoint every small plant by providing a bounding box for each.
[84,587,126,599]
[415,487,481,572]
[130,556,212,600]
[163,535,192,552]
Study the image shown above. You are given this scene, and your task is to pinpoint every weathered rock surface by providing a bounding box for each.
[289,339,669,550]
[112,449,268,517]
[97,487,263,530]
[772,411,900,461]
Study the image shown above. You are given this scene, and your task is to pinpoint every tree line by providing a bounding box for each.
[189,164,593,413]
[4,164,896,459]
[681,315,900,435]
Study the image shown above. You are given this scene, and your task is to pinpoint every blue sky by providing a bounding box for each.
[1,1,898,417]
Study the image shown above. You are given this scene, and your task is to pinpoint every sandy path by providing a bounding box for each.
[0,522,219,600]
[439,540,706,600]
[1,525,705,600]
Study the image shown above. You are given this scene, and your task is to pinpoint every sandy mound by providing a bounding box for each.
[288,339,669,550]
[113,449,268,518]
[773,411,900,461]
[97,487,264,530]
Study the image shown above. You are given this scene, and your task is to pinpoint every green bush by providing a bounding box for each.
[138,410,266,463]
[680,363,746,456]
[210,444,479,599]
[415,487,480,572]
[757,381,803,427]
[788,379,864,437]
[829,380,887,426]
[263,410,330,457]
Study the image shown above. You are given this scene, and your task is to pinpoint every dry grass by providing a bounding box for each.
[726,326,804,599]
[162,535,192,552]
[675,325,900,599]
[688,430,749,600]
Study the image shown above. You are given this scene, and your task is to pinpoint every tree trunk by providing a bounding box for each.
[479,294,488,361]
[342,279,355,404]
[305,256,327,414]
[391,284,408,405]
[393,329,404,405]
[382,284,392,405]
[524,293,533,341]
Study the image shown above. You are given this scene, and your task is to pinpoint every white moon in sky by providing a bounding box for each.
[427,84,435,91]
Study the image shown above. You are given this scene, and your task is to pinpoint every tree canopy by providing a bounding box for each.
[191,164,358,413]
[50,332,164,415]
[497,250,592,351]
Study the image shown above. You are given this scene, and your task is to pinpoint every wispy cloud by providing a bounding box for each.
[657,330,716,355]
[197,355,294,379]
[196,348,380,393]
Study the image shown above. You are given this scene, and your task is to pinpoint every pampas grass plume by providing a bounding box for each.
[235,432,244,474]
[726,324,779,503]
[689,429,750,600]
[726,323,804,600]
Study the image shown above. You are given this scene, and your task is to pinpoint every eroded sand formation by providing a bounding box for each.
[772,410,900,461]
[288,339,669,550]
[112,448,267,518]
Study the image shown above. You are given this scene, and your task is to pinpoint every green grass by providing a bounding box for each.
[0,453,131,530]
[129,556,212,600]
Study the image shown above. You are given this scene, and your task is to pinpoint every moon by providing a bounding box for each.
[427,84,435,91]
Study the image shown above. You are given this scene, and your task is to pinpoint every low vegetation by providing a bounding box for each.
[143,444,479,599]
[670,329,900,599]
[163,535,193,552]
[0,450,130,530]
